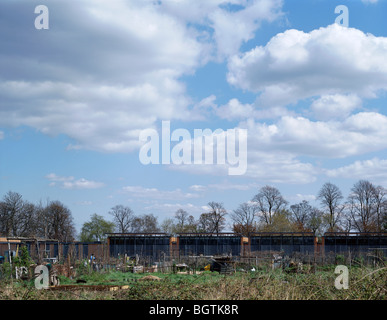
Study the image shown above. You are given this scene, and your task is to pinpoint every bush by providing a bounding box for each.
[0,262,13,280]
[335,254,345,265]
[13,246,34,268]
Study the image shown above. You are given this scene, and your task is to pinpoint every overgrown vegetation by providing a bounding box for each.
[0,265,385,300]
[13,246,34,268]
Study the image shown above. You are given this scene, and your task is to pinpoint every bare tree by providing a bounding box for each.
[43,201,76,241]
[317,182,344,232]
[131,214,159,233]
[347,180,381,232]
[0,193,76,240]
[109,205,134,233]
[289,200,323,234]
[0,191,24,237]
[160,218,176,234]
[258,209,295,232]
[252,185,288,226]
[161,213,198,234]
[231,202,258,236]
[290,200,312,230]
[174,209,189,231]
[198,212,213,233]
[0,201,6,236]
[17,202,39,237]
[306,207,324,235]
[374,185,387,232]
[185,215,198,233]
[198,202,227,234]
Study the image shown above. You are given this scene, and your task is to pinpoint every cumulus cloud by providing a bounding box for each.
[227,24,387,108]
[245,150,318,184]
[325,158,387,183]
[170,137,319,184]
[252,112,387,157]
[310,94,362,120]
[0,0,204,152]
[160,0,284,60]
[155,105,387,183]
[209,0,284,59]
[180,110,387,183]
[215,99,255,120]
[214,98,294,121]
[0,0,285,153]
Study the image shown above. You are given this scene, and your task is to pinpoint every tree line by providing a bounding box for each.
[0,191,75,241]
[233,181,387,235]
[1,180,386,242]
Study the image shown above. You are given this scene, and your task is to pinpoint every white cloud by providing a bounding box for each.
[242,112,387,158]
[189,185,207,192]
[63,179,105,190]
[292,193,316,201]
[211,182,258,191]
[143,202,204,217]
[0,1,205,153]
[210,0,284,59]
[190,95,218,121]
[227,24,387,108]
[75,201,93,206]
[215,99,255,120]
[0,0,285,153]
[190,182,258,192]
[325,158,387,183]
[0,131,4,140]
[245,150,318,184]
[171,146,318,184]
[160,0,284,60]
[122,186,199,200]
[45,173,74,183]
[189,110,387,182]
[310,94,362,120]
[214,98,293,121]
[0,81,190,152]
[165,107,387,183]
[45,173,104,189]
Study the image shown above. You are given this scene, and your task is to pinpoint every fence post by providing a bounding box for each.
[7,240,12,278]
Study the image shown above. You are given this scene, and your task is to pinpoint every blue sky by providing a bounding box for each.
[1,0,387,235]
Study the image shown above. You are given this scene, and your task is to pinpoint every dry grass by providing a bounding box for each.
[0,266,385,300]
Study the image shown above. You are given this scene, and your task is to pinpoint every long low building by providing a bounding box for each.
[1,233,386,264]
[0,237,106,263]
[106,232,387,259]
[323,232,387,254]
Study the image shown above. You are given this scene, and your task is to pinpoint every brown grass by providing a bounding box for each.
[0,266,385,300]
